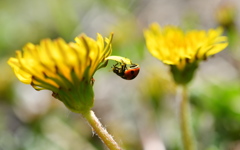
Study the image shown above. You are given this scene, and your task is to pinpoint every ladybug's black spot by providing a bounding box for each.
[131,71,135,74]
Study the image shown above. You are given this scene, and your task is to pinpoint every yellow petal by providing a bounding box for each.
[105,55,132,64]
[144,23,228,68]
[207,43,228,56]
[8,58,32,84]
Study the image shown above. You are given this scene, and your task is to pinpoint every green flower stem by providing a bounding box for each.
[82,110,122,150]
[176,85,196,150]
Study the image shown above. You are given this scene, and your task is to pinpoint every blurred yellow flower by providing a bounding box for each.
[144,23,228,85]
[144,23,228,70]
[215,3,236,28]
[8,33,113,113]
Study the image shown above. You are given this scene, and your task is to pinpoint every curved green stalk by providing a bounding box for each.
[82,110,122,150]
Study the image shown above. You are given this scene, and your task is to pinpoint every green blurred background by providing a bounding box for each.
[1,0,240,150]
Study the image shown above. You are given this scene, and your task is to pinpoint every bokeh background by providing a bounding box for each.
[1,0,240,150]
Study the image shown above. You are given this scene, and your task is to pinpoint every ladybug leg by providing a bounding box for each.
[120,59,127,71]
[112,62,120,71]
[112,62,119,68]
[120,62,127,73]
[112,61,121,75]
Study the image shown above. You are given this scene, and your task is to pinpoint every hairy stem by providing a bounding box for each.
[176,85,196,150]
[83,110,122,150]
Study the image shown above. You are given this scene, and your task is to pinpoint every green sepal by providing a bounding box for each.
[52,66,94,114]
[55,83,94,114]
[170,61,199,85]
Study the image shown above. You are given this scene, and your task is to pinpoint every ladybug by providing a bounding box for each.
[112,61,140,80]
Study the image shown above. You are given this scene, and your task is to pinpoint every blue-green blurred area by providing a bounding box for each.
[1,0,240,150]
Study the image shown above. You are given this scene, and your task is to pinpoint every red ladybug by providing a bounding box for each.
[112,62,140,80]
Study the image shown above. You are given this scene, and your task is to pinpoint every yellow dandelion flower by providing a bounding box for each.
[144,23,228,85]
[8,33,113,113]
